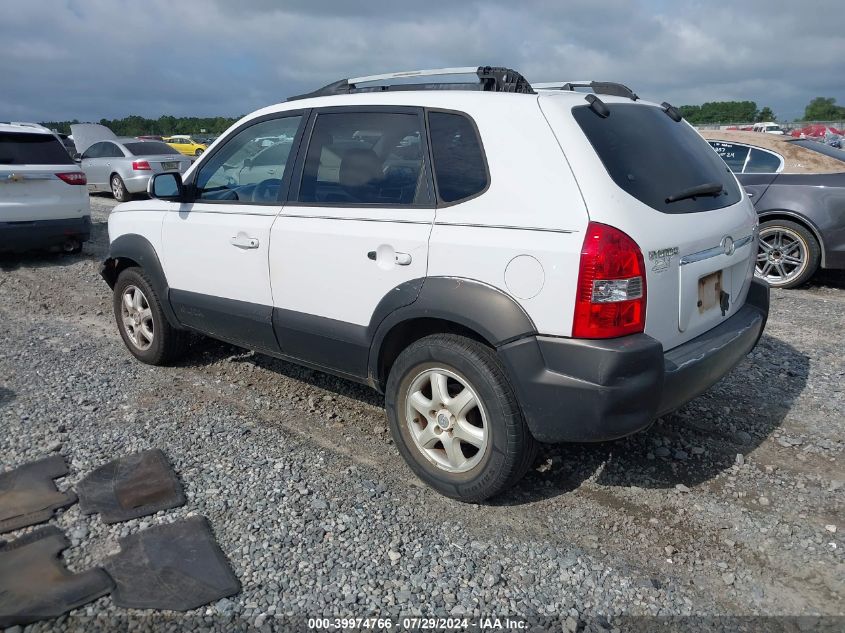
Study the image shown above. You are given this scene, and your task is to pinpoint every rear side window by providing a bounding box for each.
[298,111,429,206]
[708,141,750,173]
[744,148,784,173]
[428,111,488,203]
[124,142,180,156]
[573,104,742,214]
[0,132,73,165]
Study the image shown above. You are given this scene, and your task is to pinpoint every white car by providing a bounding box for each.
[751,122,785,135]
[101,68,769,501]
[1,122,90,253]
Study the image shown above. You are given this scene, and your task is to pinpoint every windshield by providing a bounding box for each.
[0,132,74,165]
[124,141,181,156]
[572,103,742,214]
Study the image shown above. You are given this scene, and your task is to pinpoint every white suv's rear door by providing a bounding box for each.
[540,96,758,351]
[0,130,87,222]
[269,107,434,378]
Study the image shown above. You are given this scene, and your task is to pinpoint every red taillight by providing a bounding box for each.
[132,160,151,171]
[55,172,87,185]
[573,222,647,339]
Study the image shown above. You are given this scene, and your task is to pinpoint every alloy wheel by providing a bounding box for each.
[404,367,488,473]
[120,285,154,350]
[111,176,125,200]
[756,226,808,286]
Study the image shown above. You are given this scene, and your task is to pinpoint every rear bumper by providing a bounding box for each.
[123,173,153,194]
[0,215,91,252]
[498,279,770,443]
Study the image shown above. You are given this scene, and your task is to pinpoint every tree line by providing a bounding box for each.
[678,96,845,125]
[40,115,241,137]
[40,97,844,135]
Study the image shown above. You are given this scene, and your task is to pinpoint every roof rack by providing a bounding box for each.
[533,81,638,101]
[287,66,535,101]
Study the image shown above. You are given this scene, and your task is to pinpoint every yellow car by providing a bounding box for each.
[163,136,208,156]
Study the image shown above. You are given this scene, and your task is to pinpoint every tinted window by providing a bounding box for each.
[428,111,488,203]
[124,141,180,156]
[0,132,74,165]
[103,142,124,158]
[708,141,750,173]
[195,115,302,203]
[744,148,784,173]
[298,112,428,206]
[573,104,742,213]
[790,139,845,163]
[82,142,105,159]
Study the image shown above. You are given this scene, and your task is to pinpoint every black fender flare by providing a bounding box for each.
[367,276,537,386]
[100,234,181,328]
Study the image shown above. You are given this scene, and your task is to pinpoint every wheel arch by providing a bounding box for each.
[368,277,537,390]
[758,210,827,267]
[100,233,181,328]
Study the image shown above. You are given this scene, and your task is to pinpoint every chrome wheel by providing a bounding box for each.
[404,367,488,473]
[120,285,154,350]
[111,175,125,200]
[756,226,808,287]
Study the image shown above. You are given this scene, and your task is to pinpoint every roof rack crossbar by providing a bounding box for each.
[287,66,535,101]
[534,80,639,101]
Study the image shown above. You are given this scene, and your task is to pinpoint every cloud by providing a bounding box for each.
[1,0,842,123]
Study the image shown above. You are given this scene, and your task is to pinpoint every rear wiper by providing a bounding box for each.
[665,182,724,204]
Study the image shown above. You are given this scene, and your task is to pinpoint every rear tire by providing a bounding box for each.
[756,219,820,288]
[113,267,187,365]
[111,174,130,202]
[386,334,537,502]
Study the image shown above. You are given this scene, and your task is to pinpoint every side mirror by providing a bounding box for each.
[148,172,183,201]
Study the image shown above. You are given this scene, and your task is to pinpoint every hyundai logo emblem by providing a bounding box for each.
[721,236,735,256]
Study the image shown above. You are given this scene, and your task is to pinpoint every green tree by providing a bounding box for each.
[756,107,775,122]
[803,97,845,121]
[677,101,758,124]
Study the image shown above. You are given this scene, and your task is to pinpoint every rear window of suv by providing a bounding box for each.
[0,132,74,165]
[572,104,742,214]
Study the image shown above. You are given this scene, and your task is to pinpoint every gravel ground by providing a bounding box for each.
[1,195,843,631]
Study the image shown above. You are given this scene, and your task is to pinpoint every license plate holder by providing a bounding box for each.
[698,270,722,314]
[162,162,179,171]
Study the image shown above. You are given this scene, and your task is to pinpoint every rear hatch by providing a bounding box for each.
[0,130,88,222]
[540,95,758,351]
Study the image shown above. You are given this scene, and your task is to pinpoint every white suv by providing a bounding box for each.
[101,67,769,501]
[1,122,90,253]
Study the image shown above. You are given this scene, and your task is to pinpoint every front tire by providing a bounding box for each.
[194,148,204,156]
[111,174,130,202]
[756,219,820,288]
[386,334,537,502]
[113,267,187,365]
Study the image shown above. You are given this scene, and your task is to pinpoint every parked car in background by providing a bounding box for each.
[703,130,845,288]
[751,122,785,135]
[72,124,192,202]
[102,68,768,501]
[163,135,207,156]
[0,122,90,253]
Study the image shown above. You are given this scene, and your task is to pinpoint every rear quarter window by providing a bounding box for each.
[0,132,74,165]
[573,104,742,214]
[427,111,488,203]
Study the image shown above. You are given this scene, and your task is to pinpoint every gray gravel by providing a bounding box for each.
[0,195,843,629]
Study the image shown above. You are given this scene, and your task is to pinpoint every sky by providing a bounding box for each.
[1,0,843,123]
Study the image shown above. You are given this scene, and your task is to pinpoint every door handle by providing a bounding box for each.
[394,252,412,265]
[230,234,259,249]
[747,192,755,198]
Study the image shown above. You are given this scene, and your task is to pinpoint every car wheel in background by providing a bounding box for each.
[386,334,538,502]
[113,267,187,365]
[756,219,820,289]
[111,174,131,202]
[194,148,203,156]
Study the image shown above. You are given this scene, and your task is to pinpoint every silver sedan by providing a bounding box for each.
[78,139,192,202]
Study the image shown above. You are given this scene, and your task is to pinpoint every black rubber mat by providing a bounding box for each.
[104,516,240,610]
[0,454,77,534]
[77,449,185,523]
[0,526,113,627]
